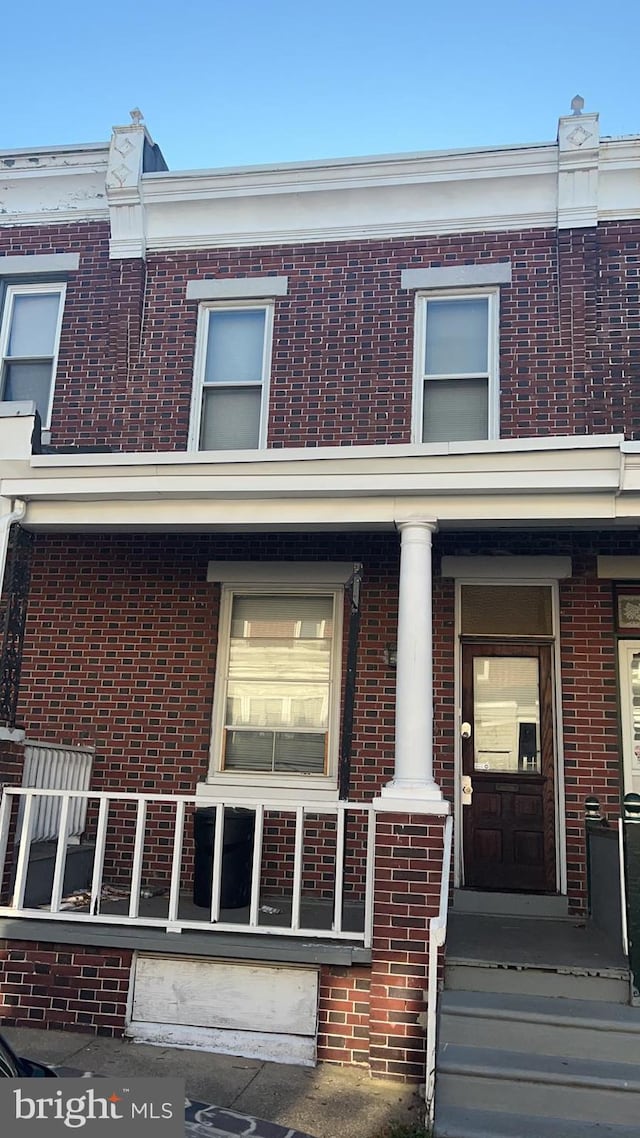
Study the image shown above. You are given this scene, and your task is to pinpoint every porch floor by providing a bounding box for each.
[446,911,628,973]
[52,889,366,935]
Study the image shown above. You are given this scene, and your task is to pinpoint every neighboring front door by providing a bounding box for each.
[462,643,556,892]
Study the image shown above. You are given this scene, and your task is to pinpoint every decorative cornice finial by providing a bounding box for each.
[129,107,144,126]
[570,94,585,116]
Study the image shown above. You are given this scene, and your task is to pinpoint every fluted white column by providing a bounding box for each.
[381,518,442,803]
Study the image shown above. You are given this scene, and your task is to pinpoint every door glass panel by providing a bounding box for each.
[473,656,541,773]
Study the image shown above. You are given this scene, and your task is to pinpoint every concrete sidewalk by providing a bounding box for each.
[3,1027,424,1138]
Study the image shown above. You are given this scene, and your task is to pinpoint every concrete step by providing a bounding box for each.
[439,989,640,1062]
[452,889,569,919]
[434,1104,639,1138]
[436,1044,640,1126]
[444,959,630,1002]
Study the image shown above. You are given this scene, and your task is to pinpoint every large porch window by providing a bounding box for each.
[209,585,343,791]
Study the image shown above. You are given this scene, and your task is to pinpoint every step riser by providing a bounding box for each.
[440,1013,639,1063]
[445,964,629,1003]
[434,1106,640,1138]
[437,1073,637,1126]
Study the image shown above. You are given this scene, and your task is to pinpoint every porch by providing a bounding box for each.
[0,786,374,945]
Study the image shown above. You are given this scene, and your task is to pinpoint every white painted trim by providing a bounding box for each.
[206,577,345,793]
[187,300,273,452]
[618,641,640,797]
[452,578,566,894]
[125,1020,316,1065]
[441,556,573,579]
[207,561,354,583]
[411,288,499,445]
[401,263,512,290]
[0,281,67,430]
[371,797,450,815]
[0,726,25,742]
[597,556,640,579]
[186,276,288,301]
[0,254,79,276]
[26,430,625,468]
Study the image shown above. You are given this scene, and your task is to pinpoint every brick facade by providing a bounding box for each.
[1,130,639,1083]
[0,940,131,1036]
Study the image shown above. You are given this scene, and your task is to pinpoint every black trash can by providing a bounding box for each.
[193,806,255,909]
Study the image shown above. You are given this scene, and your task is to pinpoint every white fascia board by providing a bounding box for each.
[27,432,624,471]
[17,491,622,532]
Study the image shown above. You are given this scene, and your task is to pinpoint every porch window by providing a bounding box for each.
[0,283,66,428]
[189,302,272,451]
[211,588,342,786]
[413,291,498,443]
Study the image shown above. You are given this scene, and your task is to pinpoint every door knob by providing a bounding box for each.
[460,721,472,739]
[461,775,473,805]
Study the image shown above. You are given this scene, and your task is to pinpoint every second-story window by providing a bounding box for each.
[413,291,499,444]
[0,283,66,428]
[190,302,273,451]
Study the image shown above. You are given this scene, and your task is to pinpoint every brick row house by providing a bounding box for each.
[0,104,639,1132]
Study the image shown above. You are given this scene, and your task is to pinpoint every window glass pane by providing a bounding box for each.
[232,595,333,632]
[226,682,329,728]
[4,361,53,421]
[423,377,488,442]
[8,293,60,357]
[200,386,261,450]
[473,656,541,774]
[204,309,266,384]
[274,732,325,773]
[461,586,553,636]
[222,593,334,776]
[425,298,488,376]
[224,730,273,771]
[224,729,326,774]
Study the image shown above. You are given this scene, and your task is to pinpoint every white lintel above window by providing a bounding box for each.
[0,253,79,276]
[401,262,512,290]
[441,556,572,579]
[186,276,289,301]
[207,561,354,584]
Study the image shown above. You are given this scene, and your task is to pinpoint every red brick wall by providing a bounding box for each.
[0,940,131,1036]
[4,220,640,450]
[368,813,446,1081]
[317,964,371,1065]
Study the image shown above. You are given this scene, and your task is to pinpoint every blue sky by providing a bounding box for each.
[4,0,639,171]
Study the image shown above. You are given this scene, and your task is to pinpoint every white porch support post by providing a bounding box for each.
[379,518,443,806]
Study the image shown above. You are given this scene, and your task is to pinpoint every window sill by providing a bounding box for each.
[195,779,339,807]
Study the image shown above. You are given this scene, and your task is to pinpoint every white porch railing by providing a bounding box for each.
[0,788,375,946]
[425,813,453,1129]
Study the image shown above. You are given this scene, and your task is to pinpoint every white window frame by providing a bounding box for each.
[0,281,66,430]
[206,580,344,801]
[411,287,500,445]
[618,640,640,797]
[188,300,274,452]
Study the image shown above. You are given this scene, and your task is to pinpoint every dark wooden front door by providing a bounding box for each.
[462,643,556,893]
